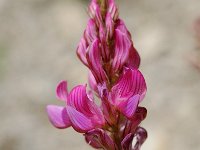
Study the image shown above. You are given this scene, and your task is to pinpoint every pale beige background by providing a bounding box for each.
[0,0,200,150]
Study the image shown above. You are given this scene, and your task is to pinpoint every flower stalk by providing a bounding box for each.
[46,0,148,149]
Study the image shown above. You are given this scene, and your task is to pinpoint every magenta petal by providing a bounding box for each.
[108,0,119,21]
[77,37,88,66]
[66,106,94,133]
[68,85,105,126]
[86,39,107,83]
[121,133,134,150]
[88,0,102,26]
[111,69,147,103]
[106,13,114,39]
[56,81,68,101]
[84,19,97,44]
[112,29,131,72]
[67,85,93,116]
[88,71,98,93]
[46,105,71,129]
[123,107,147,137]
[126,46,141,69]
[118,94,140,118]
[85,128,116,150]
[116,19,131,39]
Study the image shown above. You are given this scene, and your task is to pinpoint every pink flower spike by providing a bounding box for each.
[46,105,71,129]
[56,80,68,101]
[117,94,140,118]
[66,106,94,133]
[112,29,131,72]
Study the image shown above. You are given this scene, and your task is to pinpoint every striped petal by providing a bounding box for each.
[112,29,131,72]
[67,85,105,126]
[117,94,140,118]
[56,80,68,101]
[66,106,93,133]
[111,69,147,104]
[77,37,88,66]
[84,19,97,44]
[126,46,141,69]
[46,105,71,129]
[86,39,107,84]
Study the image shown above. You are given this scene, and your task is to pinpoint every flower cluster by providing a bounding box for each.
[46,0,147,149]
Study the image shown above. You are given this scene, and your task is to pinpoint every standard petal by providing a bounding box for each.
[56,80,68,101]
[85,128,116,150]
[67,85,93,116]
[46,105,71,129]
[126,46,141,69]
[117,94,140,118]
[68,85,105,126]
[108,0,119,21]
[77,37,88,66]
[121,133,134,150]
[115,19,131,39]
[84,19,97,44]
[86,39,108,84]
[112,29,131,72]
[111,69,147,104]
[66,106,94,133]
[88,0,102,27]
[88,71,98,93]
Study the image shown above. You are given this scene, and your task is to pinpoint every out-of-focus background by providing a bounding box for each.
[0,0,200,150]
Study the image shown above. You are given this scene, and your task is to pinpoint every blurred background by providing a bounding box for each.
[0,0,200,149]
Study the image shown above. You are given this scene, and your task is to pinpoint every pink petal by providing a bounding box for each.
[106,13,114,39]
[99,24,110,61]
[115,19,131,39]
[85,128,116,150]
[88,0,102,27]
[112,29,131,72]
[118,94,140,118]
[108,0,119,21]
[76,37,88,66]
[56,81,68,101]
[111,69,147,103]
[126,46,141,69]
[86,39,108,84]
[123,107,147,137]
[67,85,93,116]
[84,19,97,44]
[46,105,71,129]
[66,106,94,133]
[68,85,105,126]
[88,71,98,93]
